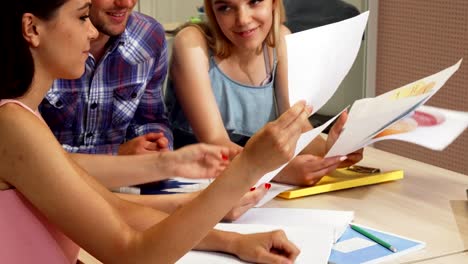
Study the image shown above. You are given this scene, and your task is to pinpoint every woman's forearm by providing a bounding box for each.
[117,192,198,214]
[69,153,170,189]
[194,229,239,253]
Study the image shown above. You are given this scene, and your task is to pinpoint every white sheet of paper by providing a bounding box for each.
[366,105,468,150]
[333,237,376,253]
[254,109,345,187]
[254,182,294,207]
[234,208,354,242]
[326,59,462,157]
[177,223,334,264]
[287,11,369,114]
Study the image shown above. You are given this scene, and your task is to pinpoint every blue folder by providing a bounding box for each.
[329,224,425,264]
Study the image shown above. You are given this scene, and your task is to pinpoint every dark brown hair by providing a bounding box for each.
[1,0,68,99]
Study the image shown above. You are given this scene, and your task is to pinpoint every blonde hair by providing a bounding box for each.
[190,0,286,59]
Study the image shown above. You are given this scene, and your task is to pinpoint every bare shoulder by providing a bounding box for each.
[0,103,30,131]
[0,103,58,153]
[0,104,63,150]
[171,25,211,71]
[0,104,35,185]
[0,103,43,135]
[279,24,292,37]
[0,104,63,181]
[173,25,209,51]
[276,25,291,58]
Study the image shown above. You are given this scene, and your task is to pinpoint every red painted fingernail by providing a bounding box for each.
[250,187,256,191]
[222,154,228,161]
[265,183,271,189]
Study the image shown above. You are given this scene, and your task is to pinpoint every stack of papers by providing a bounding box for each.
[233,208,354,242]
[178,208,354,264]
[177,223,334,264]
[178,209,425,264]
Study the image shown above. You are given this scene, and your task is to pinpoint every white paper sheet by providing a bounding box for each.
[177,223,335,264]
[365,105,468,150]
[254,108,345,187]
[287,11,369,114]
[234,208,354,242]
[326,59,464,157]
[254,182,295,207]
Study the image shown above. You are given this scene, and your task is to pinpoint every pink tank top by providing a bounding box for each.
[0,99,80,263]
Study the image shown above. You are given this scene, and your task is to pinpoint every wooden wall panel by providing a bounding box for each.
[375,0,468,175]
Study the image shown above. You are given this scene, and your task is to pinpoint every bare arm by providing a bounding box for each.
[170,26,242,157]
[0,102,309,263]
[69,152,168,189]
[70,143,229,189]
[118,183,269,221]
[274,25,293,115]
[116,192,196,214]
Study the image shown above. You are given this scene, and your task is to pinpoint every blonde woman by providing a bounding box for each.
[166,0,363,186]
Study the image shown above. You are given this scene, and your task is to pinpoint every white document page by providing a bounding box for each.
[177,223,334,264]
[365,105,468,150]
[234,208,354,242]
[254,109,345,187]
[326,59,462,157]
[287,11,369,114]
[254,182,295,207]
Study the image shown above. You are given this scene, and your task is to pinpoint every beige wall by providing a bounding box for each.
[374,0,468,175]
[137,0,201,23]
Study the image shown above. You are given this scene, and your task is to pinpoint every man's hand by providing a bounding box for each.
[118,132,169,155]
[273,154,345,186]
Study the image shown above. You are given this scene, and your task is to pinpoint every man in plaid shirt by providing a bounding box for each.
[40,1,171,155]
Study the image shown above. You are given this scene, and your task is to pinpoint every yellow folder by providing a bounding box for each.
[278,168,404,199]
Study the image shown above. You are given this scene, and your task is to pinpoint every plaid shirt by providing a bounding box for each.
[39,12,172,154]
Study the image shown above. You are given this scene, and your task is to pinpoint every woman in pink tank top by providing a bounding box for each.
[0,0,314,263]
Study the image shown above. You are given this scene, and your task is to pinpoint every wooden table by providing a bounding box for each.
[267,147,468,263]
[79,147,468,263]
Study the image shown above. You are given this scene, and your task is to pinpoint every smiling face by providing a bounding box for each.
[34,0,98,79]
[89,0,137,37]
[211,0,275,51]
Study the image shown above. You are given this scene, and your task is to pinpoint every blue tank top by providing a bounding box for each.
[165,47,278,146]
